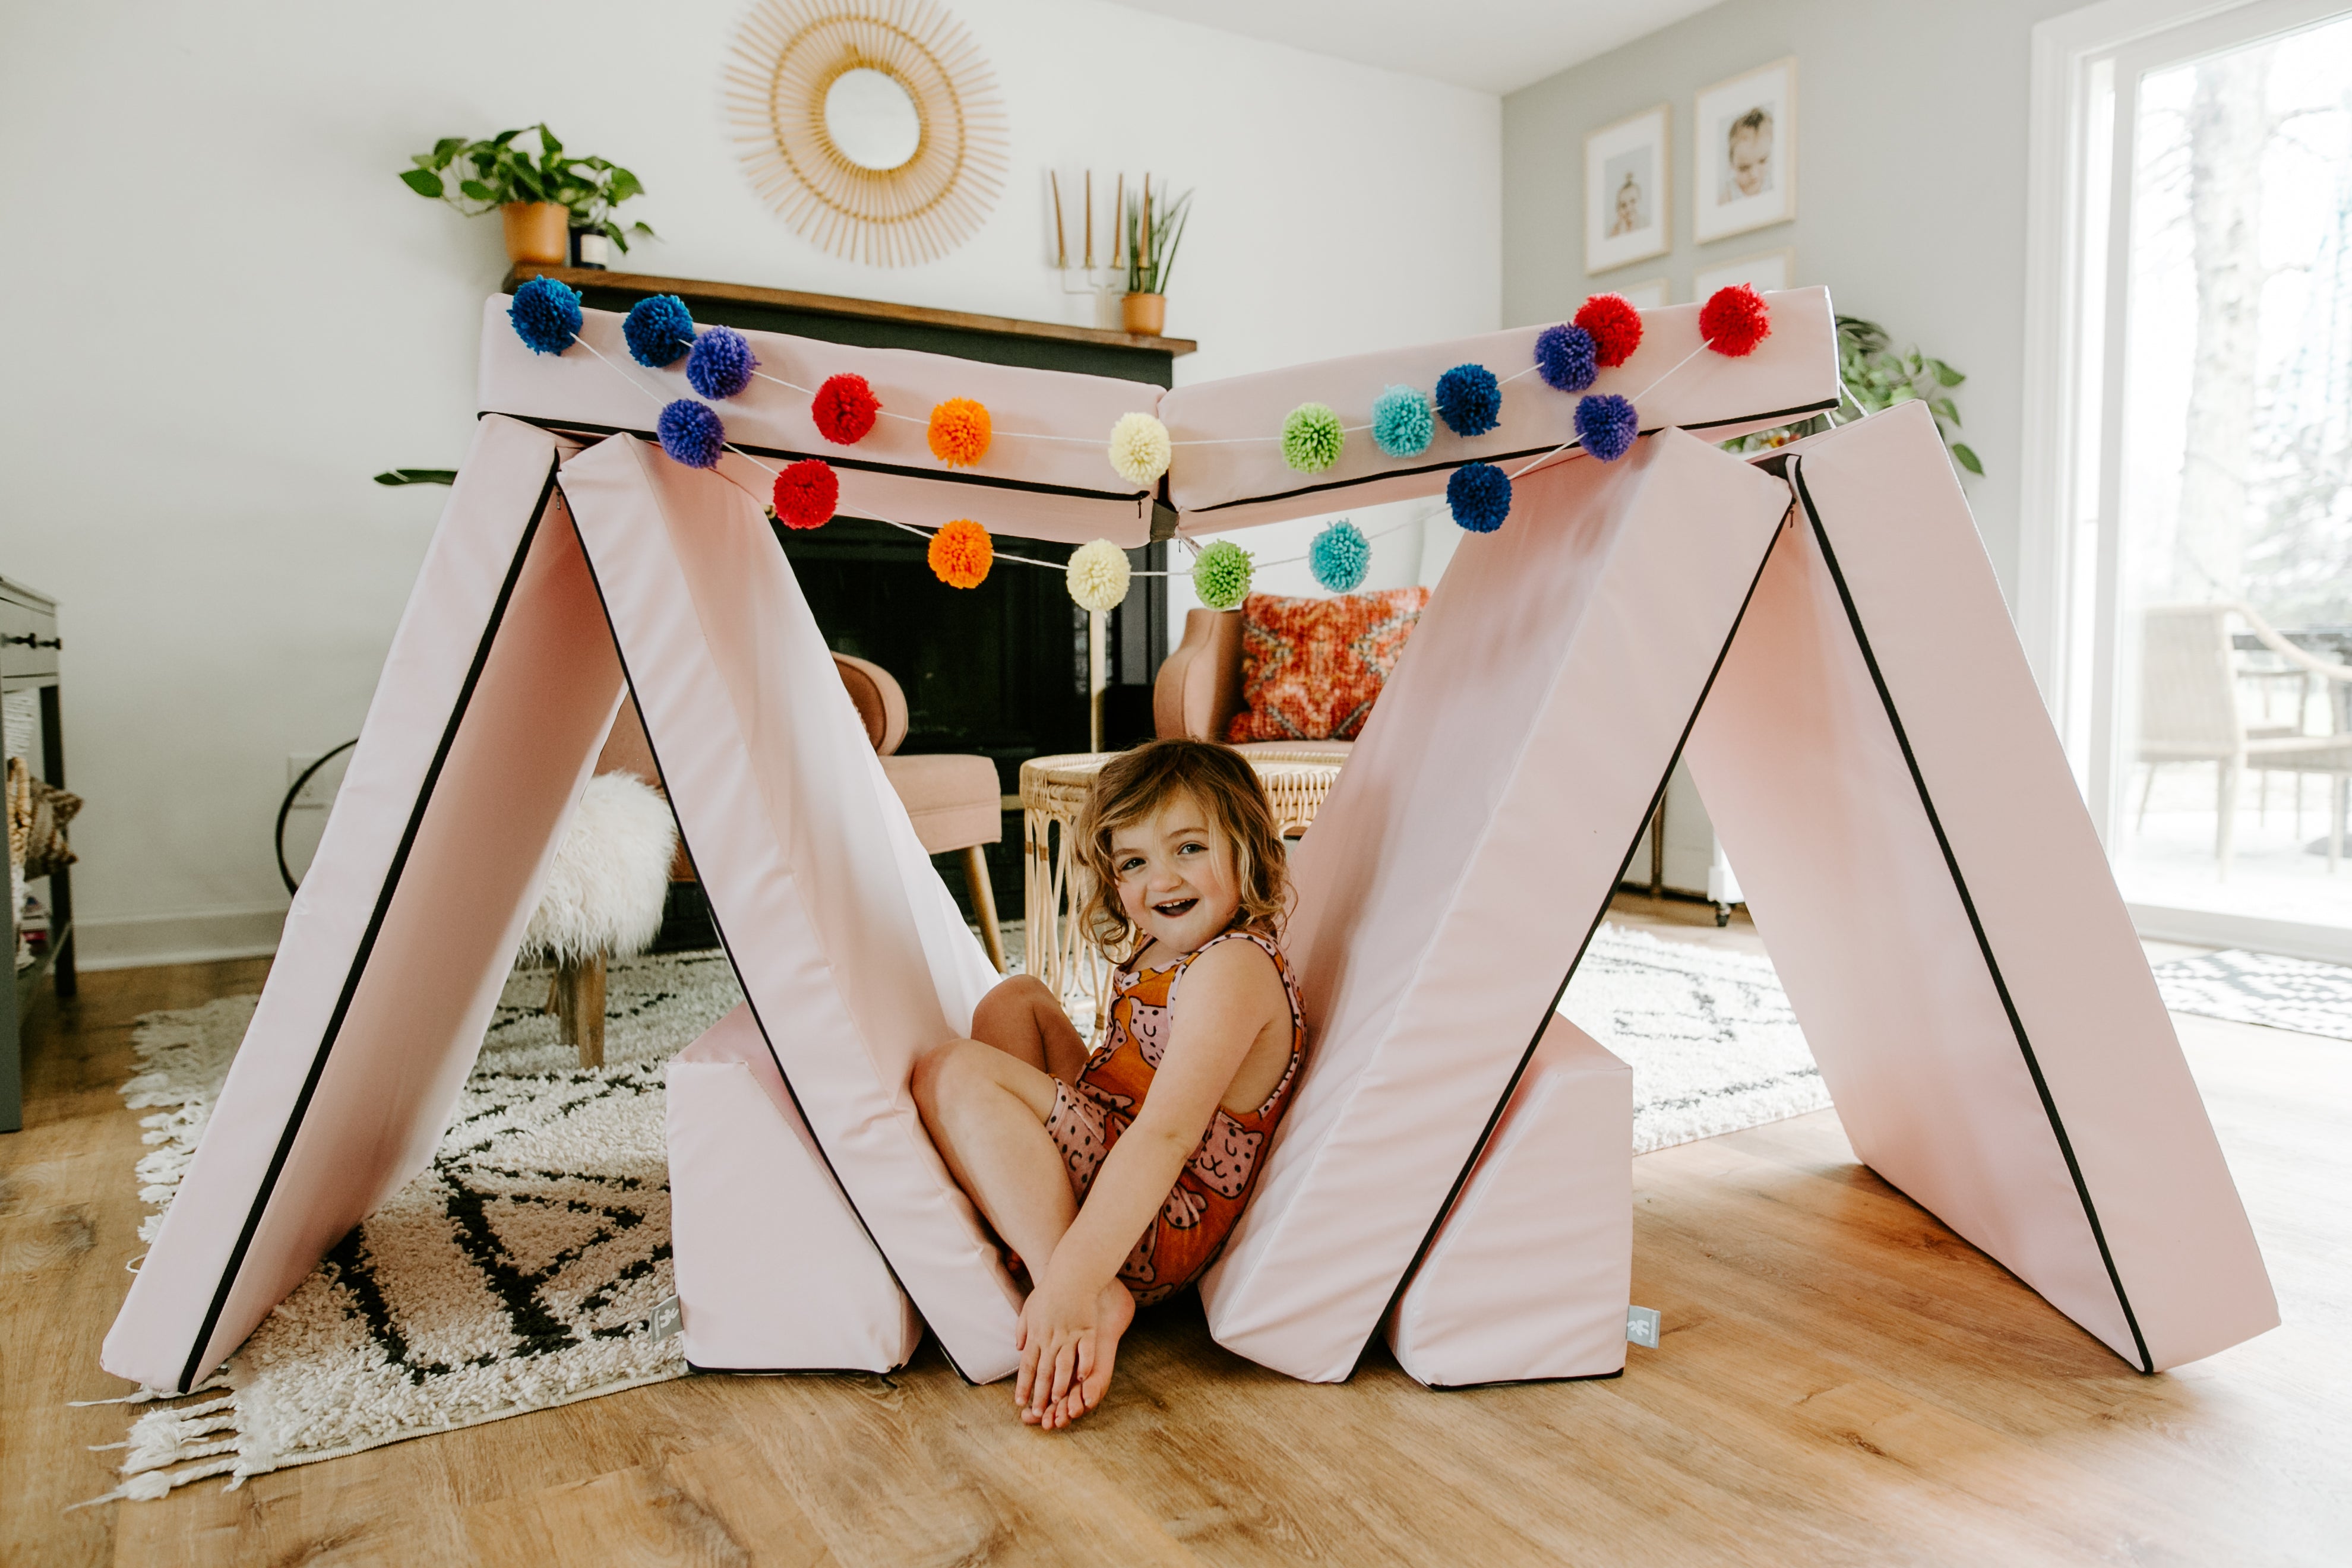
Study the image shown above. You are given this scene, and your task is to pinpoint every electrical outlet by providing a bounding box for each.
[1626,1305,1661,1348]
[286,753,339,810]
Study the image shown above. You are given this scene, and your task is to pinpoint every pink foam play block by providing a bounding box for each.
[1198,429,1794,1382]
[1386,1015,1632,1388]
[475,297,1164,545]
[1684,402,2276,1370]
[556,434,1022,1383]
[105,417,626,1392]
[1160,289,1838,534]
[668,1004,922,1373]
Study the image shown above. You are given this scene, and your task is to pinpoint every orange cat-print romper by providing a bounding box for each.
[1042,928,1305,1305]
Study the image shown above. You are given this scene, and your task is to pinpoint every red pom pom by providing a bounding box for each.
[771,459,838,530]
[1572,293,1643,368]
[811,373,879,444]
[1699,284,1772,358]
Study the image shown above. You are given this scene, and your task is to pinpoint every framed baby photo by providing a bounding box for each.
[1692,248,1792,301]
[1584,105,1670,274]
[1693,57,1797,244]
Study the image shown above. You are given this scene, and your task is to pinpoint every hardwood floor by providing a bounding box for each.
[7,903,2347,1566]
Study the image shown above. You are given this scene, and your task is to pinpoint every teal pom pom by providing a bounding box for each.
[1309,520,1370,593]
[1281,402,1345,473]
[508,276,581,355]
[1192,540,1254,610]
[1370,385,1434,457]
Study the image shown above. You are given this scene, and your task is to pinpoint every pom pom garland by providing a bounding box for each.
[1434,363,1503,438]
[508,276,582,356]
[1370,385,1434,457]
[811,373,880,444]
[1533,323,1598,393]
[1698,284,1772,358]
[1191,539,1254,611]
[1107,412,1172,486]
[1281,402,1345,473]
[928,519,994,588]
[928,398,992,467]
[1446,462,1512,534]
[622,295,694,368]
[1573,293,1643,368]
[686,326,758,399]
[770,459,838,530]
[1066,538,1132,612]
[1308,520,1371,593]
[656,399,726,469]
[1575,393,1640,462]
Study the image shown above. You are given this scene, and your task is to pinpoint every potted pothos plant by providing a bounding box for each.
[400,125,655,268]
[1725,314,1981,476]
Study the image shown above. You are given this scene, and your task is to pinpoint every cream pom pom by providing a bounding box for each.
[1107,411,1172,487]
[1066,538,1132,612]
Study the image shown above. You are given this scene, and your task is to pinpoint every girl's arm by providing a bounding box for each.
[1018,940,1284,1393]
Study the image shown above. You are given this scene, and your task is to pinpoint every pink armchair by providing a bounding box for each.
[1152,608,1353,759]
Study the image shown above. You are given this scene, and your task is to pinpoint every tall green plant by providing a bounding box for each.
[1834,315,1980,474]
[1123,185,1193,295]
[399,125,656,254]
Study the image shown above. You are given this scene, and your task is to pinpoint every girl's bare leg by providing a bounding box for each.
[968,973,1092,1082]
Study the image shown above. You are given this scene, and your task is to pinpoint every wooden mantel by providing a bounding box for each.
[504,263,1195,384]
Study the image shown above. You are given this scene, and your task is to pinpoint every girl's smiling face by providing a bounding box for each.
[1111,793,1243,956]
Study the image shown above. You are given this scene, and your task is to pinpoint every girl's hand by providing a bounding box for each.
[1014,1268,1100,1422]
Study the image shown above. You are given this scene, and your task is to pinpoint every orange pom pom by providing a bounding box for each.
[927,398,992,467]
[928,518,993,588]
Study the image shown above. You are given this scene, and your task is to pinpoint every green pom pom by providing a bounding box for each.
[1281,402,1345,474]
[1191,540,1254,611]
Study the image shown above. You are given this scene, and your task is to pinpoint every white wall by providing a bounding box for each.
[1501,0,2086,606]
[0,0,1498,967]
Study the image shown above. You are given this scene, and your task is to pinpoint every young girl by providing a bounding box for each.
[911,738,1304,1429]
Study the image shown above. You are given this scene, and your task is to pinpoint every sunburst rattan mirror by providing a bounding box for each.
[723,0,1009,268]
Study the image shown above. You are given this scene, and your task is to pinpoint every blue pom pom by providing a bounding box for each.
[1434,363,1502,438]
[624,295,695,368]
[508,276,581,356]
[1370,385,1434,458]
[1575,393,1640,462]
[1534,324,1598,393]
[1309,520,1371,593]
[1447,463,1512,533]
[686,326,758,400]
[657,399,726,468]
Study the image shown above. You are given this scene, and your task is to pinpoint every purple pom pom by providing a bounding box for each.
[1534,324,1598,393]
[657,399,726,468]
[686,326,757,400]
[508,276,581,355]
[1575,393,1639,462]
[1446,461,1512,533]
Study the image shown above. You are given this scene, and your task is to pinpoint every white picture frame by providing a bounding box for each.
[1584,105,1670,274]
[1693,248,1792,301]
[1693,58,1796,244]
[1612,277,1670,309]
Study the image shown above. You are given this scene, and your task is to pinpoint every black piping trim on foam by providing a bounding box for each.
[483,410,1152,509]
[1363,496,1796,1382]
[1181,399,1842,516]
[177,454,565,1393]
[559,467,988,1387]
[1788,456,2153,1375]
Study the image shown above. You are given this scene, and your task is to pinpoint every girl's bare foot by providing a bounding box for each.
[1026,1284,1134,1430]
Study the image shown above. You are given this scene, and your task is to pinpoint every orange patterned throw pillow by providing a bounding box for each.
[1225,588,1430,744]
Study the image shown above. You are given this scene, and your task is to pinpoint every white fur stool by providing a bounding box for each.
[521,772,677,1067]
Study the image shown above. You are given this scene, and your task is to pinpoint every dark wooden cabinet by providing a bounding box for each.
[4,575,72,1133]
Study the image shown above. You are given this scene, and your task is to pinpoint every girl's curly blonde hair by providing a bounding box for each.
[1075,738,1291,959]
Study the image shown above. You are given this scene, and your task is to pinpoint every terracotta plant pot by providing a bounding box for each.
[1121,292,1166,337]
[501,201,571,267]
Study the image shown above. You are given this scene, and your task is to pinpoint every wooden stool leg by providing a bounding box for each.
[554,954,608,1068]
[962,845,1007,975]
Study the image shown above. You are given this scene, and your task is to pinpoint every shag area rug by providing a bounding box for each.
[2151,948,2352,1041]
[100,924,1825,1499]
